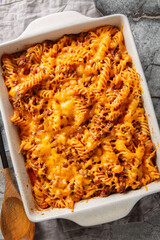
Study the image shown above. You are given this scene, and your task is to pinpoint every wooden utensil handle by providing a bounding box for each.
[0,130,9,169]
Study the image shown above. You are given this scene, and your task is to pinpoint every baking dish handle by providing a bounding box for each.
[65,195,142,226]
[18,11,95,40]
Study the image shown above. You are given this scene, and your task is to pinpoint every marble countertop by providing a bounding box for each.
[0,0,160,239]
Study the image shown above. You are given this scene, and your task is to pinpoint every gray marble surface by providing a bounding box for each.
[0,0,160,239]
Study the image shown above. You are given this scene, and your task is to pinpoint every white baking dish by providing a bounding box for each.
[0,11,160,226]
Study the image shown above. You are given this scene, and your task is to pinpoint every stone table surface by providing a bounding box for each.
[0,0,160,239]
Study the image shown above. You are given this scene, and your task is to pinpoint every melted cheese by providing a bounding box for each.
[2,25,159,210]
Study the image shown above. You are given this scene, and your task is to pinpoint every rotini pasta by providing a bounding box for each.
[1,25,159,210]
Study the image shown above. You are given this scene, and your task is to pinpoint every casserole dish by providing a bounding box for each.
[0,11,160,226]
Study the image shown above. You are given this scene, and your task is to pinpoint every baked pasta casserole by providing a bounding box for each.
[1,25,159,209]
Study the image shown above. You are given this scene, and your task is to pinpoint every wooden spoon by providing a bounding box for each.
[0,131,35,240]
